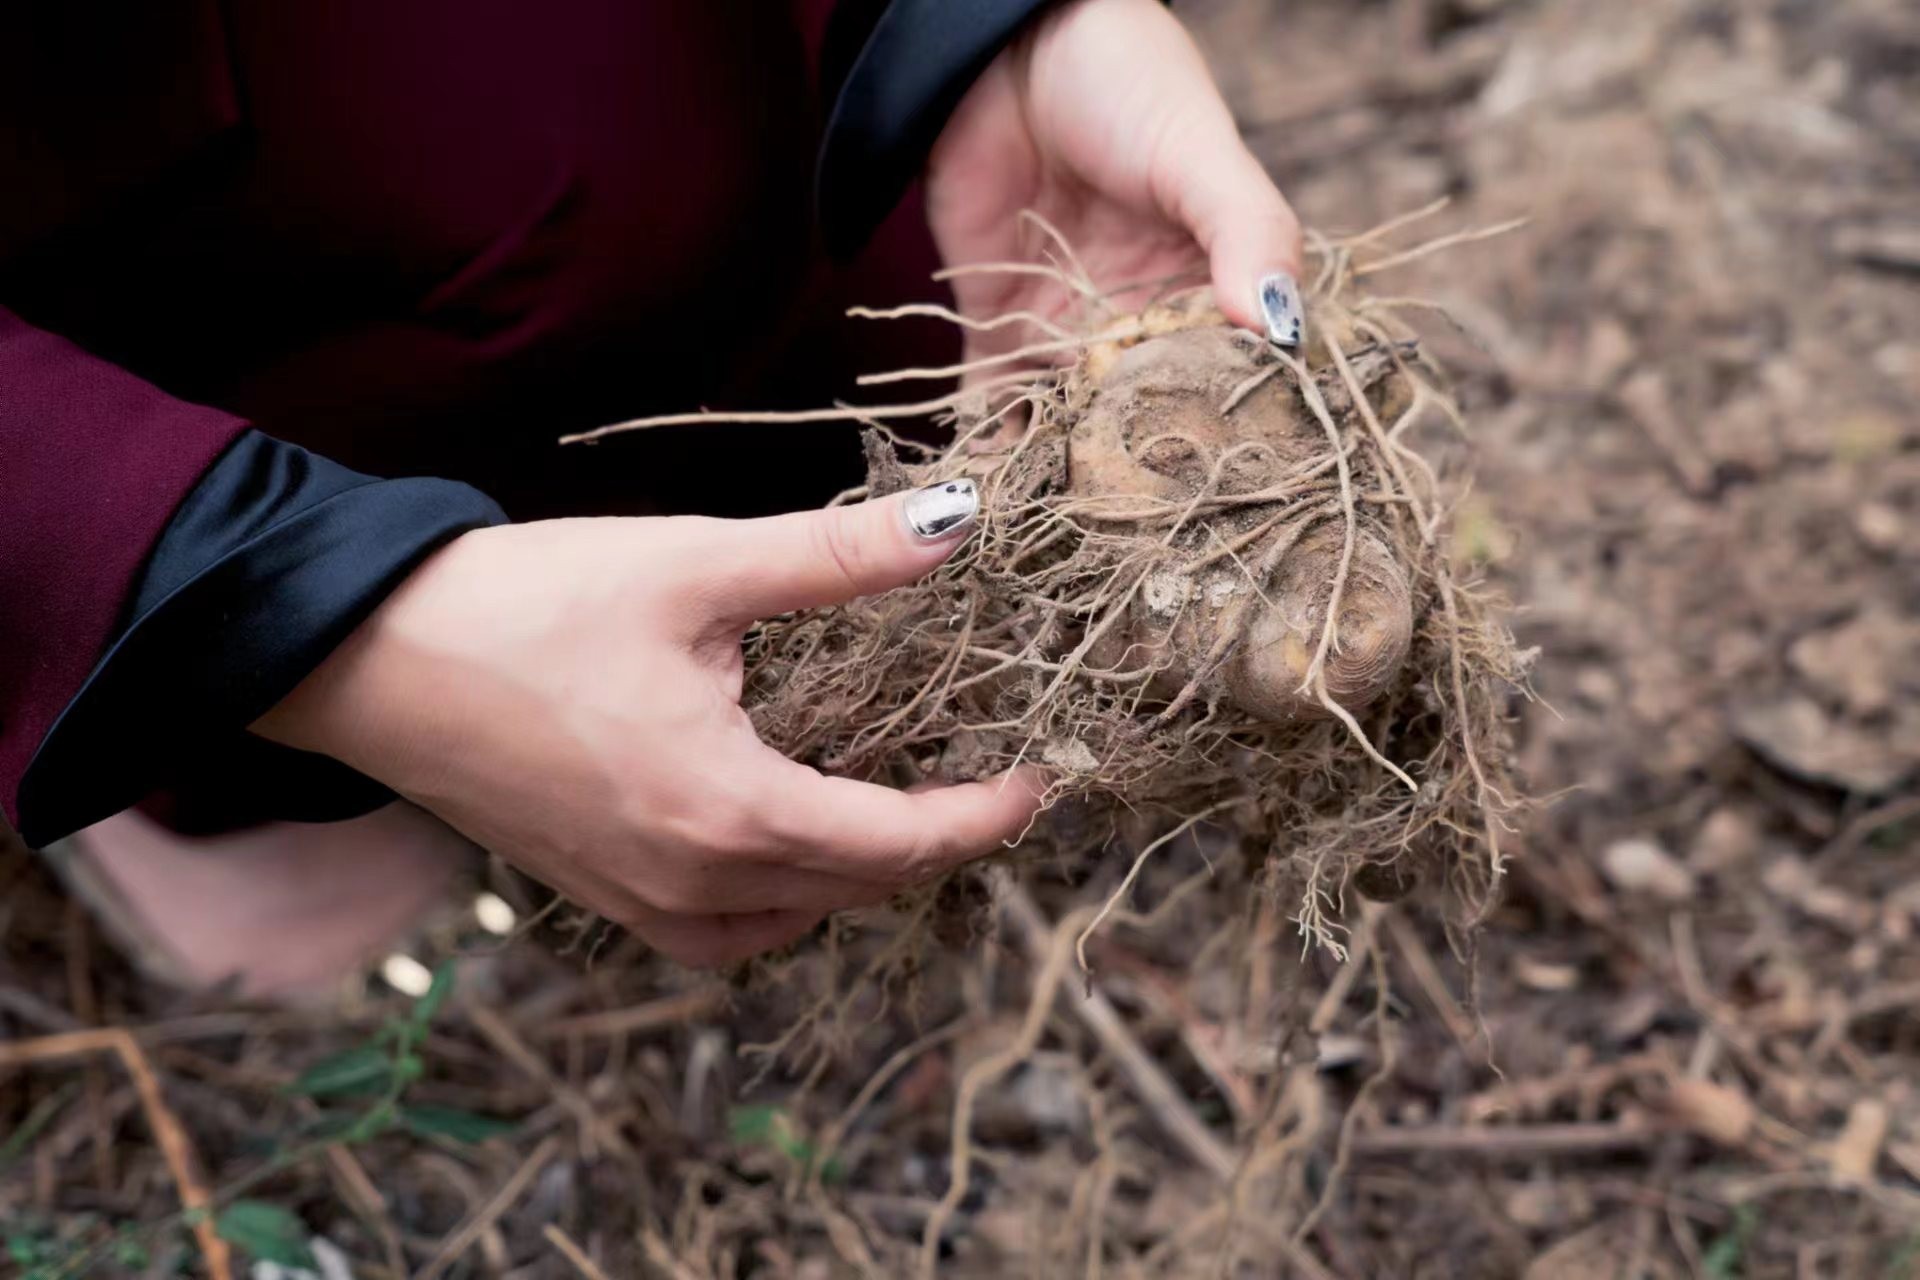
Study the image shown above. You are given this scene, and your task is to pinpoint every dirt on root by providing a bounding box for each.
[739,275,1514,954]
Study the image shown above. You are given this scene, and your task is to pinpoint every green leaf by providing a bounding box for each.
[1703,1204,1758,1279]
[6,1232,51,1266]
[286,1045,393,1098]
[728,1103,785,1145]
[401,1104,517,1144]
[411,961,458,1027]
[726,1105,843,1183]
[214,1201,315,1270]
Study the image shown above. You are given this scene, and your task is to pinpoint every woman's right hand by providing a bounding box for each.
[253,481,1043,966]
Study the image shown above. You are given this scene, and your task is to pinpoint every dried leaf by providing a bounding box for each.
[1666,1078,1754,1147]
[1600,838,1695,902]
[1734,696,1912,794]
[1827,1098,1889,1182]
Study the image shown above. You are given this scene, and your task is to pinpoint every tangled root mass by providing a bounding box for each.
[730,249,1529,949]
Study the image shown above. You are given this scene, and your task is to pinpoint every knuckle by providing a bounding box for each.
[808,512,872,599]
[692,799,775,860]
[646,517,725,590]
[878,829,951,888]
[742,808,801,859]
[636,779,769,862]
[660,807,730,858]
[747,778,821,853]
[643,867,710,917]
[917,826,965,875]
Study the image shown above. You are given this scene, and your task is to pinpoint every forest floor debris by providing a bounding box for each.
[5,0,1919,1275]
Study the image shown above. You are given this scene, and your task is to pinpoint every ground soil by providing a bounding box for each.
[4,0,1917,1276]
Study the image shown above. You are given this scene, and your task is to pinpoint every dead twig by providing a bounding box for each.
[0,1028,232,1280]
[1383,911,1476,1049]
[1293,907,1396,1244]
[1353,217,1530,277]
[543,1223,615,1280]
[466,1003,634,1161]
[415,1135,563,1280]
[532,986,727,1040]
[323,1144,407,1280]
[1003,882,1238,1182]
[1350,1120,1662,1158]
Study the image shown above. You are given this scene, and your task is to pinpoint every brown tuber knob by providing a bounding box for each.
[1069,325,1414,724]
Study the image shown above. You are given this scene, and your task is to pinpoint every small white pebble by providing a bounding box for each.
[251,1236,353,1280]
[1600,837,1696,903]
[312,1239,356,1280]
[1855,502,1901,553]
[380,952,434,998]
[474,891,518,936]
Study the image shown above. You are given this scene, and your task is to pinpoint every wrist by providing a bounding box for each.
[250,528,486,784]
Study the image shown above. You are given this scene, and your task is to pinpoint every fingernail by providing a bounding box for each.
[1258,272,1306,349]
[903,478,979,541]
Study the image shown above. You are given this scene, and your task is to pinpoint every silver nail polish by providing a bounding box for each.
[1258,272,1306,349]
[904,478,979,541]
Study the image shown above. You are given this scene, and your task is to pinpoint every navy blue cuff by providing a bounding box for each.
[817,0,1055,257]
[17,430,507,846]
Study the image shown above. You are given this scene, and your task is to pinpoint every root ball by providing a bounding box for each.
[711,253,1528,951]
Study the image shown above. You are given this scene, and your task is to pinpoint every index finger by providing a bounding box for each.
[702,481,979,626]
[752,752,1046,884]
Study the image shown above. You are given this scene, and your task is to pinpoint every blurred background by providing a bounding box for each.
[4,0,1917,1276]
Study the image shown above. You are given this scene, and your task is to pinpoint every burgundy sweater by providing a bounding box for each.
[1,0,1048,845]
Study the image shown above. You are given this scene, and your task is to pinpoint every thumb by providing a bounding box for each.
[1160,117,1305,336]
[707,478,980,622]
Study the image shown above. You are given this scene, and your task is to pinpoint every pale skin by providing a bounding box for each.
[254,502,1042,967]
[929,0,1304,352]
[233,0,1305,971]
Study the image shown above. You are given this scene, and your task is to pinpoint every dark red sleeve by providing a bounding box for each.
[0,306,247,829]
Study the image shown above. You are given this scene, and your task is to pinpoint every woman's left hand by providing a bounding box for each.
[926,0,1303,355]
